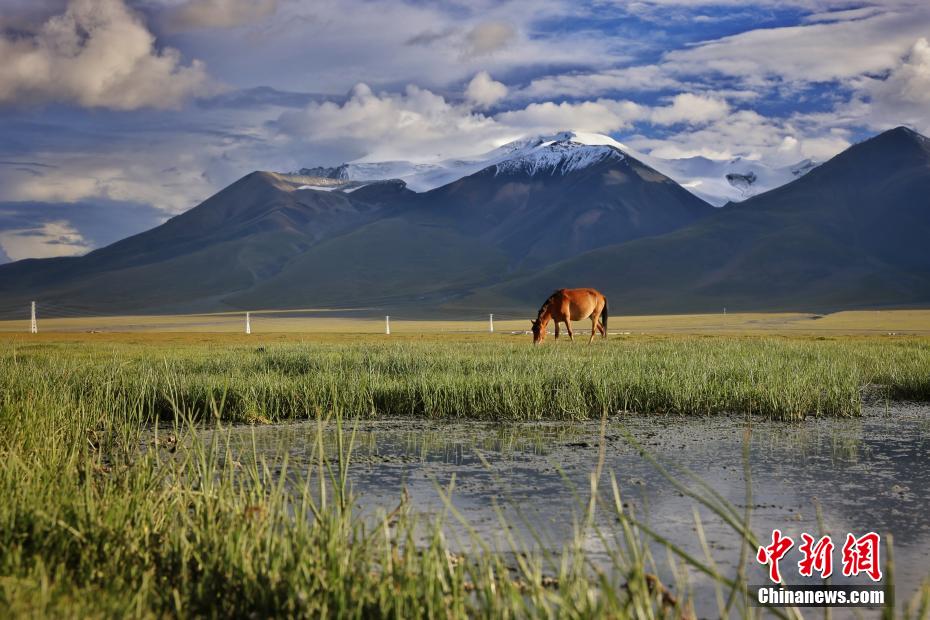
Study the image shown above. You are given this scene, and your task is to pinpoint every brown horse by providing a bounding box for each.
[531,288,608,344]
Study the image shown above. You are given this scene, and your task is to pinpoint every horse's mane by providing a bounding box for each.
[537,289,566,318]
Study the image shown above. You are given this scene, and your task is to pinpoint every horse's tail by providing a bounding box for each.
[602,297,609,332]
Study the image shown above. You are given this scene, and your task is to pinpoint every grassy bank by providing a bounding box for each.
[3,335,929,422]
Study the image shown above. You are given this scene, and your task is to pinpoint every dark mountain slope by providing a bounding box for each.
[0,172,390,313]
[223,143,714,309]
[409,145,713,266]
[479,127,930,313]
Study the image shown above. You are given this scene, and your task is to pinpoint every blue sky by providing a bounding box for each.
[1,0,929,261]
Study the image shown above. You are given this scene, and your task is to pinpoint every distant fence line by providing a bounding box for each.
[4,300,928,336]
[0,300,544,334]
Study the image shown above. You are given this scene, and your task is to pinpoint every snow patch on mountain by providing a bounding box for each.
[638,155,818,205]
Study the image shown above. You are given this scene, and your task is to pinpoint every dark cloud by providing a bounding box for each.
[405,28,456,46]
[164,0,279,32]
[196,86,332,109]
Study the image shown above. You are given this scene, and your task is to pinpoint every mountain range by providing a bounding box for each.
[1,127,928,317]
[293,131,817,206]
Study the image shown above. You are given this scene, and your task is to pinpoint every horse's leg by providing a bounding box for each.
[596,320,606,336]
[565,319,574,341]
[589,314,598,344]
[554,321,560,340]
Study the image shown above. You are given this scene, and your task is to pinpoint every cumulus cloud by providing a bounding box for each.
[0,0,211,109]
[465,71,508,107]
[464,21,517,57]
[165,0,279,31]
[864,37,930,131]
[276,83,504,162]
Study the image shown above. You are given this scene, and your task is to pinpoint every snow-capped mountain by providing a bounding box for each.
[290,131,626,193]
[287,131,817,206]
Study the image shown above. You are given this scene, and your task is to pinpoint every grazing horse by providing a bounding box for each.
[531,288,608,344]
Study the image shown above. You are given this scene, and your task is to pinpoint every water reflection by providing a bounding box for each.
[197,403,930,616]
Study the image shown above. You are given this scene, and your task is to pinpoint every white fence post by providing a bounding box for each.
[489,313,494,333]
[30,301,37,334]
[385,315,390,335]
[245,311,251,335]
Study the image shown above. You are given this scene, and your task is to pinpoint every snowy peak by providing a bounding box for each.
[490,133,624,177]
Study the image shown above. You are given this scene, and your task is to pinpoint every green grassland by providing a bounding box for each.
[4,333,929,422]
[2,331,930,617]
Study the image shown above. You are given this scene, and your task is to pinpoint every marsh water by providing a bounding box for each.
[196,403,930,617]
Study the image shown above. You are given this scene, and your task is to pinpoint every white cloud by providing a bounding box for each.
[276,83,505,161]
[465,71,508,107]
[881,37,930,105]
[498,93,728,132]
[864,37,930,131]
[496,99,646,133]
[166,0,279,31]
[787,37,930,136]
[0,0,211,109]
[663,6,930,84]
[649,93,729,125]
[627,109,850,164]
[0,220,90,261]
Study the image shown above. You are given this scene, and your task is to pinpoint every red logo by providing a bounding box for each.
[841,532,883,582]
[757,529,794,582]
[757,530,882,583]
[798,533,834,578]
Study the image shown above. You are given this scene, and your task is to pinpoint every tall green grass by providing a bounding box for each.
[3,337,929,422]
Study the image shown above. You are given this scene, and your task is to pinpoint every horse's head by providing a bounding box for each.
[530,319,545,344]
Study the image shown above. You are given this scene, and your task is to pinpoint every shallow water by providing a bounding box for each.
[196,403,930,617]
